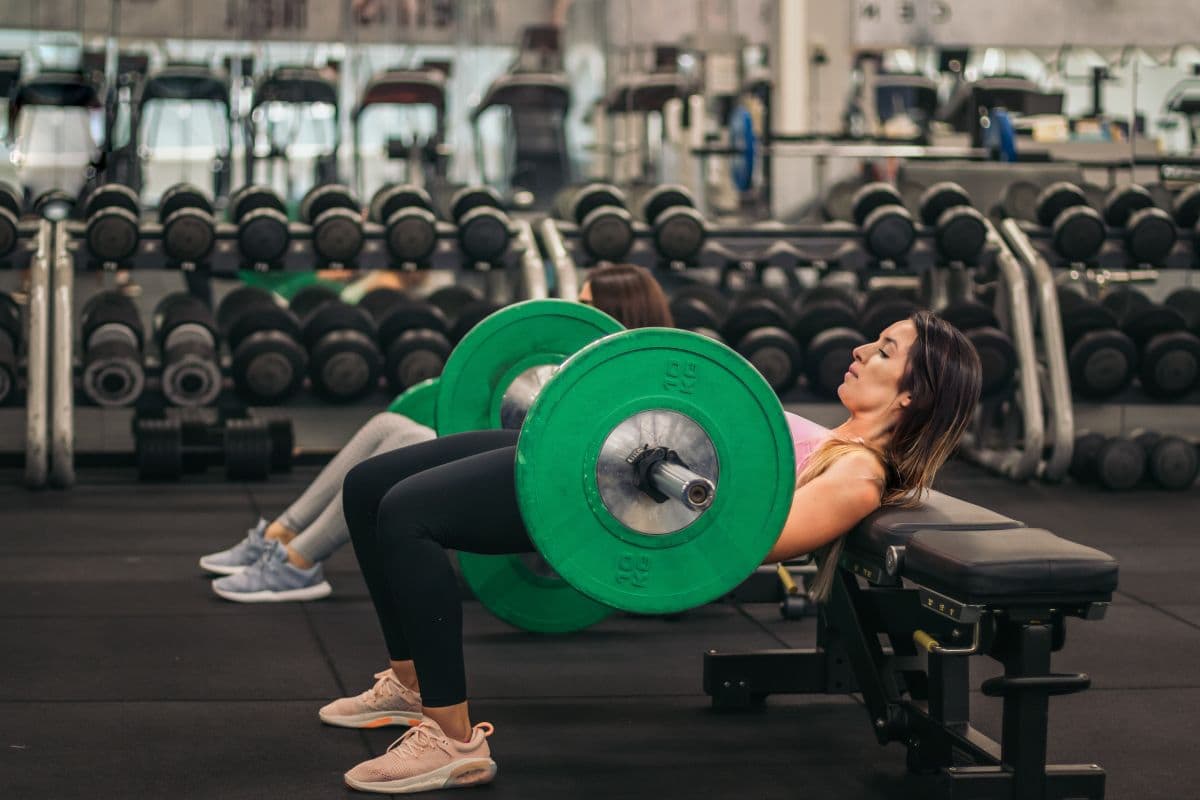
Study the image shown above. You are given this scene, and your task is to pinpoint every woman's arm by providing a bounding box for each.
[763,451,885,563]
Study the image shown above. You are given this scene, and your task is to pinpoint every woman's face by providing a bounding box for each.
[838,319,917,416]
[578,281,593,305]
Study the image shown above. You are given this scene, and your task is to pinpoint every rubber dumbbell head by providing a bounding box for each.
[371,184,437,264]
[0,182,20,258]
[1111,300,1199,399]
[450,299,502,344]
[299,300,382,402]
[918,182,987,263]
[365,294,453,394]
[1165,288,1200,335]
[446,187,512,263]
[1134,431,1200,491]
[153,292,222,407]
[859,293,920,341]
[230,185,289,265]
[734,326,802,394]
[941,300,1016,398]
[33,188,76,221]
[669,284,729,332]
[557,184,634,262]
[1095,436,1146,491]
[0,292,19,405]
[805,326,868,398]
[217,286,307,404]
[1001,180,1040,222]
[631,184,706,262]
[300,184,364,264]
[81,290,146,407]
[159,183,216,263]
[1103,184,1177,265]
[427,285,484,322]
[84,183,141,263]
[1061,301,1136,400]
[223,418,272,481]
[1173,183,1200,231]
[288,284,342,321]
[791,288,858,349]
[722,289,791,346]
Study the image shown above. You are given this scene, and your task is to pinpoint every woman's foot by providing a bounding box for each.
[344,719,496,794]
[198,519,269,575]
[320,670,425,729]
[211,541,332,603]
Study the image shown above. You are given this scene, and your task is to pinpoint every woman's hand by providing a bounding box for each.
[764,450,885,563]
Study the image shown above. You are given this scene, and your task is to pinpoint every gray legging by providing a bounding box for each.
[276,413,436,563]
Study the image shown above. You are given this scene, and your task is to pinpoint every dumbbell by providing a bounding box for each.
[32,188,76,221]
[152,293,222,407]
[1101,287,1200,400]
[940,299,1018,399]
[627,184,706,263]
[1057,287,1136,400]
[135,416,290,482]
[299,184,363,264]
[1102,184,1178,265]
[158,183,216,264]
[858,287,921,341]
[289,285,382,402]
[0,182,21,259]
[1165,287,1200,336]
[1132,430,1200,491]
[790,286,867,398]
[822,176,867,222]
[721,288,802,393]
[369,184,439,264]
[83,184,141,263]
[669,284,729,342]
[0,291,19,405]
[360,288,453,394]
[553,183,635,262]
[229,185,290,265]
[1172,183,1200,239]
[1069,431,1145,491]
[216,286,308,404]
[450,299,503,344]
[917,182,988,263]
[1026,181,1106,262]
[426,285,502,344]
[439,186,513,263]
[80,290,146,407]
[850,182,916,261]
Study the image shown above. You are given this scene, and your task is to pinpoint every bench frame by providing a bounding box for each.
[704,551,1110,800]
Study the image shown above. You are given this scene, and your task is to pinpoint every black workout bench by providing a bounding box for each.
[704,491,1118,800]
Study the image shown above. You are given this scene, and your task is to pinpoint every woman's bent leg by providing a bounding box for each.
[342,431,519,661]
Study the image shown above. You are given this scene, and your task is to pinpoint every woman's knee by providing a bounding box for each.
[375,481,432,547]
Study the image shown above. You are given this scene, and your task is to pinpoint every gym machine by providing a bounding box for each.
[352,67,449,202]
[133,65,233,207]
[471,26,572,208]
[243,67,341,209]
[8,71,103,202]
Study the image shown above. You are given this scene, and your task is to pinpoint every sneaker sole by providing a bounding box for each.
[198,557,251,576]
[212,581,333,603]
[319,709,424,729]
[345,758,497,794]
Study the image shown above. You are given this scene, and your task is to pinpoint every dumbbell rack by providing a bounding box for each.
[1001,217,1200,444]
[0,220,53,487]
[33,207,548,489]
[544,210,1061,481]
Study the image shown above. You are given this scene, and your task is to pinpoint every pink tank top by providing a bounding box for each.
[784,412,832,475]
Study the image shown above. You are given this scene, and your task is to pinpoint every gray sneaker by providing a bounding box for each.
[199,519,270,576]
[212,540,332,603]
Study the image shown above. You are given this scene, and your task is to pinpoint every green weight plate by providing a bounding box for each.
[435,299,624,435]
[516,328,794,615]
[387,377,439,428]
[457,552,614,633]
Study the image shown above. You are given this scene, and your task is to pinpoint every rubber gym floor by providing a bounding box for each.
[1,459,1197,800]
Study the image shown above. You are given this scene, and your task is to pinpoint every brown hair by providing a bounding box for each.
[804,310,982,600]
[586,263,673,329]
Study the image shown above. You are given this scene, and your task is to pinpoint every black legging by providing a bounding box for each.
[342,430,532,707]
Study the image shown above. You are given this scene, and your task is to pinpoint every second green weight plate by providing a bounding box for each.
[457,552,614,633]
[387,377,439,429]
[435,299,623,435]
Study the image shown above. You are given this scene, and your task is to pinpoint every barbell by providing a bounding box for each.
[387,300,796,631]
